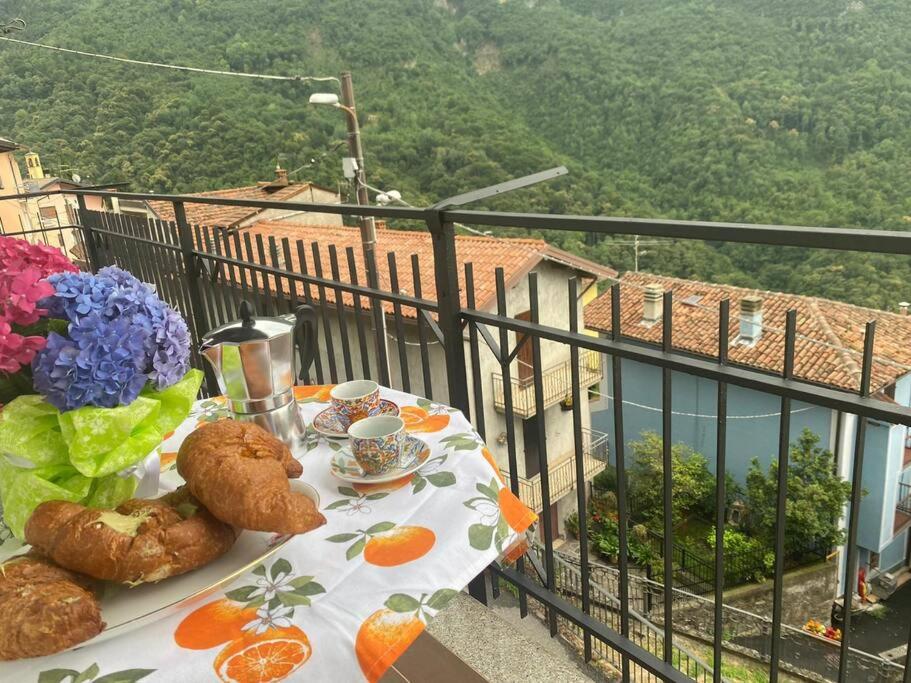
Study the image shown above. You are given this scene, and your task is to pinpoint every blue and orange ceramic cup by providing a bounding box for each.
[347,415,406,475]
[330,380,382,424]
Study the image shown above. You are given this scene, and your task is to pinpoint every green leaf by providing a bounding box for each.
[468,523,495,550]
[268,596,282,610]
[346,537,366,560]
[412,476,428,493]
[75,663,100,683]
[476,482,499,501]
[245,596,266,610]
[427,472,456,487]
[366,521,396,535]
[385,593,421,613]
[38,670,80,683]
[365,492,388,500]
[289,575,314,588]
[278,591,311,606]
[93,670,156,683]
[416,398,432,409]
[252,564,267,577]
[270,558,292,580]
[426,588,458,610]
[338,486,358,498]
[327,440,342,451]
[293,581,326,596]
[325,499,352,510]
[225,585,258,602]
[326,532,360,543]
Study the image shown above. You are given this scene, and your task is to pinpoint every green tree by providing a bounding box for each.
[745,428,852,556]
[628,431,714,526]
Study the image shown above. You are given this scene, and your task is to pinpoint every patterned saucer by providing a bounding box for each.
[330,434,431,484]
[312,399,399,439]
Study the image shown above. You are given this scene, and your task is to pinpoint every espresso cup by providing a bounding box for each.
[330,380,381,424]
[347,415,406,475]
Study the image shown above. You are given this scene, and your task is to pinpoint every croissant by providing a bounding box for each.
[0,555,104,660]
[24,487,237,584]
[177,420,325,534]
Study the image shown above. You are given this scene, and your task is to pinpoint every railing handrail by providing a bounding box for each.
[6,186,911,254]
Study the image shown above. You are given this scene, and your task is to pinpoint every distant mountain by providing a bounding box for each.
[2,0,910,308]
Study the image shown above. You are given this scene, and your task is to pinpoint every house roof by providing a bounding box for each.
[235,221,616,317]
[584,271,911,393]
[0,137,19,153]
[147,182,334,228]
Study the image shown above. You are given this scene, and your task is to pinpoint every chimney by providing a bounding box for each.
[274,165,289,186]
[739,295,763,343]
[641,283,663,325]
[899,301,910,316]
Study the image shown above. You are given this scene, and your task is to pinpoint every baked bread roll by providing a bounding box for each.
[177,420,325,534]
[0,555,104,660]
[24,488,237,584]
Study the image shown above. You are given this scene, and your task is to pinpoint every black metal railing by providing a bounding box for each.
[5,185,911,682]
[897,482,911,517]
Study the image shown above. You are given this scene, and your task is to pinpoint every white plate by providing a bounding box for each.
[330,435,431,484]
[311,399,400,439]
[5,480,320,651]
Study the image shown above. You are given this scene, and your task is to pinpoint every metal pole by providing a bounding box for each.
[340,71,390,384]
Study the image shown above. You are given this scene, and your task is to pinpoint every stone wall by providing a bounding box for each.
[724,559,838,624]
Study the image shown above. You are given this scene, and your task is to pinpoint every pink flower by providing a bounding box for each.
[0,236,76,374]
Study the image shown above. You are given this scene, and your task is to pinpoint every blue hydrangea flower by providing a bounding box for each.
[33,266,192,410]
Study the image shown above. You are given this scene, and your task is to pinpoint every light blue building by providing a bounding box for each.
[585,273,911,592]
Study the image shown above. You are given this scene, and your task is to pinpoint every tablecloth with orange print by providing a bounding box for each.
[11,386,537,683]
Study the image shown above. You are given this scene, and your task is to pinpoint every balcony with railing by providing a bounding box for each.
[492,347,602,418]
[502,428,608,513]
[895,481,911,534]
[5,184,911,682]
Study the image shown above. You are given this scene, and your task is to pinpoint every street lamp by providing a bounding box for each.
[309,73,389,381]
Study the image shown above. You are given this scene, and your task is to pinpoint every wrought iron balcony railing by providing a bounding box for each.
[502,428,608,513]
[492,347,602,418]
[4,183,911,683]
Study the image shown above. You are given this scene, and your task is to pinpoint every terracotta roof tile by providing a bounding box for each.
[584,272,911,393]
[222,221,615,318]
[148,183,321,227]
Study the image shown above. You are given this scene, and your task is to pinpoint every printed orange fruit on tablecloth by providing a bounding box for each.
[481,447,505,484]
[399,405,450,433]
[293,384,334,402]
[363,526,435,567]
[356,608,425,682]
[498,487,537,532]
[214,625,311,683]
[159,451,177,471]
[352,474,414,495]
[174,599,259,650]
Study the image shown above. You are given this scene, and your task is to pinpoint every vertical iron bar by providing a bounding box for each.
[173,202,214,391]
[205,226,229,325]
[75,197,100,271]
[295,240,325,384]
[195,224,220,328]
[661,290,674,663]
[213,230,238,318]
[329,245,354,381]
[309,242,338,383]
[387,252,410,393]
[346,246,372,380]
[496,267,526,617]
[529,272,556,635]
[769,309,797,683]
[569,278,594,664]
[280,238,299,323]
[230,231,253,305]
[712,299,730,683]
[837,321,876,682]
[266,236,288,316]
[465,263,485,440]
[426,211,485,604]
[364,245,391,387]
[242,232,266,315]
[412,254,433,400]
[254,233,274,316]
[610,282,631,681]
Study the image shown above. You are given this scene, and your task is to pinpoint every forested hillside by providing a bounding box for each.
[2,0,910,308]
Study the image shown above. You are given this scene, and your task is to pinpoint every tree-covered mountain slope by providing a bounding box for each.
[1,0,910,307]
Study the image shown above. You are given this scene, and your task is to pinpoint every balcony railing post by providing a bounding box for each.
[173,201,217,396]
[75,194,101,272]
[426,209,486,604]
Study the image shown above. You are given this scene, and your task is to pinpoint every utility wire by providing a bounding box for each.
[589,389,816,420]
[0,35,339,83]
